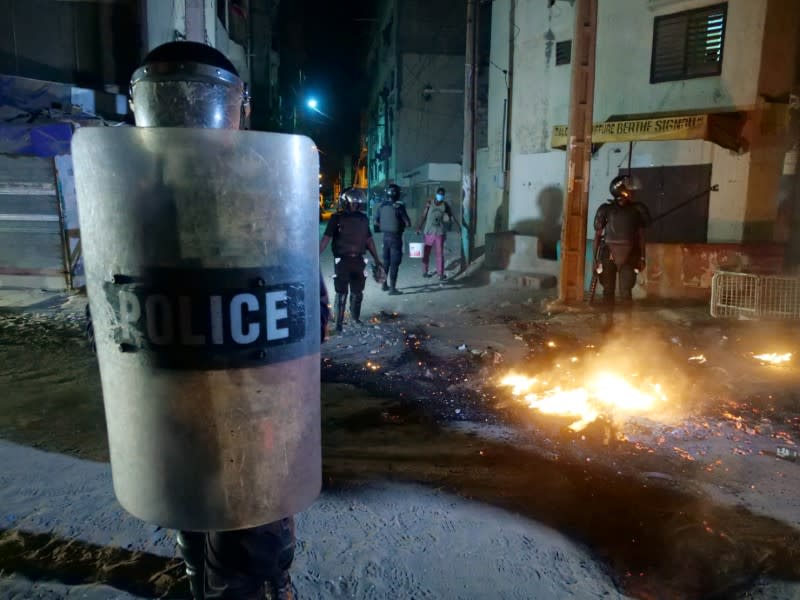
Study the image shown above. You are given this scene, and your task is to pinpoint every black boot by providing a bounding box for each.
[349,293,363,324]
[382,281,389,292]
[334,293,347,331]
[177,531,206,600]
[266,571,295,600]
[388,276,403,295]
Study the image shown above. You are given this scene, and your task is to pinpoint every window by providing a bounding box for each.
[555,40,571,66]
[650,3,727,84]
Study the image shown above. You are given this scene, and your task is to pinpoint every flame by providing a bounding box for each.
[689,355,707,363]
[753,353,792,365]
[500,370,668,432]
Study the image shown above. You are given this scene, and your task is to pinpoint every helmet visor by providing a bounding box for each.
[131,80,244,129]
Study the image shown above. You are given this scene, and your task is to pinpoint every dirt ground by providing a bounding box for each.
[2,233,800,599]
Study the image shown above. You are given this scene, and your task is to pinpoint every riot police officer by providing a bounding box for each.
[78,41,320,600]
[374,183,411,294]
[319,187,384,331]
[593,174,651,316]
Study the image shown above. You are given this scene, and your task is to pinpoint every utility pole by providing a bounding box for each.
[461,0,479,268]
[558,0,598,303]
[381,88,391,183]
[184,0,206,43]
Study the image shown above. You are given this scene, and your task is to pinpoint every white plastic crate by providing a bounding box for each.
[711,271,800,320]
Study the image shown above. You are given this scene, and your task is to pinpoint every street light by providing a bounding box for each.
[304,97,330,120]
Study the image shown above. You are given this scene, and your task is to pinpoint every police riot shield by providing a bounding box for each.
[72,127,321,531]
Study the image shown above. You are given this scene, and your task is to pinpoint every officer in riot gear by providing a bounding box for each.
[320,187,384,331]
[74,41,322,600]
[374,183,412,294]
[593,174,651,321]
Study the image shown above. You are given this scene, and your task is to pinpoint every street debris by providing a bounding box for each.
[776,446,799,462]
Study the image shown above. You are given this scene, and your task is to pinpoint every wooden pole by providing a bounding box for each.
[461,0,478,268]
[558,0,598,302]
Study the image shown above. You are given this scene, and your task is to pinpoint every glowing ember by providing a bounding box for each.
[689,355,707,363]
[753,353,792,365]
[499,371,668,432]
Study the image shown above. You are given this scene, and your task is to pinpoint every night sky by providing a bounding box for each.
[275,0,375,177]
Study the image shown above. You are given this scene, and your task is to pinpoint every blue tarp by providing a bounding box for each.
[0,123,74,157]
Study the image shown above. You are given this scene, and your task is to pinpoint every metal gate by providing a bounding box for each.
[0,154,68,289]
[710,271,800,320]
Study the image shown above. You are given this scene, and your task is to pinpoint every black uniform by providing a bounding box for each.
[375,199,411,289]
[593,199,651,307]
[324,211,372,295]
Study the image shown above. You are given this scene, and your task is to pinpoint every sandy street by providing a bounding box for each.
[2,239,800,598]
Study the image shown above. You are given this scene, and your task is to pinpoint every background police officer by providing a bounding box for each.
[593,174,651,320]
[374,183,412,295]
[125,41,301,600]
[320,187,384,331]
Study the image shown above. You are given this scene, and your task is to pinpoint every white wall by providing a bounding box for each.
[397,53,465,175]
[142,1,249,85]
[494,0,770,245]
[476,147,491,246]
[596,0,766,118]
[215,18,250,85]
[144,0,184,50]
[504,0,572,236]
[487,0,511,171]
[509,152,565,246]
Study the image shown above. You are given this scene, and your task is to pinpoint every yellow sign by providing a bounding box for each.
[551,115,709,148]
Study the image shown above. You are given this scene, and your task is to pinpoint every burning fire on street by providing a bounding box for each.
[752,352,792,366]
[498,334,694,433]
[499,371,668,432]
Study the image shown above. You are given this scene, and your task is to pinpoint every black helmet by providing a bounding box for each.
[385,183,401,201]
[609,175,634,200]
[339,187,366,212]
[129,41,250,129]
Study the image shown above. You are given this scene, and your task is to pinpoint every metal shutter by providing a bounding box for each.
[0,155,66,287]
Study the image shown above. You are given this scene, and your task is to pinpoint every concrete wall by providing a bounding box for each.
[474,0,512,249]
[0,0,141,89]
[143,0,249,84]
[505,0,572,242]
[143,0,185,49]
[491,0,791,251]
[365,0,466,191]
[396,53,465,175]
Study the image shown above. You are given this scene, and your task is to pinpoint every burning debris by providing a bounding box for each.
[499,370,668,432]
[497,333,699,434]
[752,353,792,366]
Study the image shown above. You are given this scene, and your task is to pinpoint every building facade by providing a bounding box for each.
[0,0,281,290]
[363,0,467,223]
[482,0,800,297]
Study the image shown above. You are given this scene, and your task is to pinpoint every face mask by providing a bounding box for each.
[435,194,445,202]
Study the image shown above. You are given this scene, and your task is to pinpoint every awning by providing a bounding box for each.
[550,110,750,152]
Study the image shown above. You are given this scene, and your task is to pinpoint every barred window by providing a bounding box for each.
[651,3,727,83]
[556,40,571,66]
